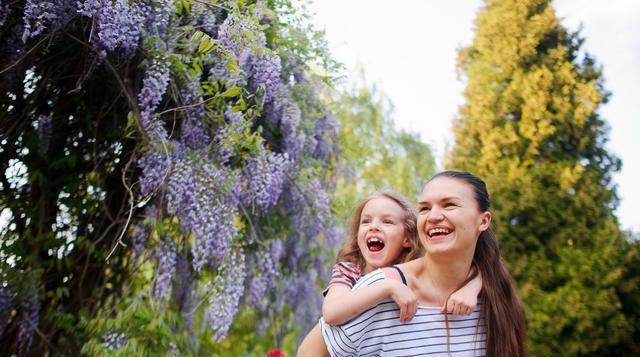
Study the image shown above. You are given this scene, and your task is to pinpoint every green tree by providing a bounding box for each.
[448,0,636,354]
[332,76,436,228]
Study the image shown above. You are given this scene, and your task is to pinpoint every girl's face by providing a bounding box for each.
[417,177,491,258]
[358,197,411,273]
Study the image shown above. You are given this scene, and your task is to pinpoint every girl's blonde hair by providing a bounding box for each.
[335,191,424,272]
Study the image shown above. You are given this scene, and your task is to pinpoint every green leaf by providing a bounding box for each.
[222,86,243,98]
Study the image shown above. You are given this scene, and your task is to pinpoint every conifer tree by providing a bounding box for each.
[448,0,636,354]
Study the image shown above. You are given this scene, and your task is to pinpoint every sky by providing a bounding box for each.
[309,0,640,232]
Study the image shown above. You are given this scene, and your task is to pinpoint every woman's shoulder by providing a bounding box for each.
[395,258,421,275]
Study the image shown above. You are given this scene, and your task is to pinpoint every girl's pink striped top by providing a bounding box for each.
[323,261,362,296]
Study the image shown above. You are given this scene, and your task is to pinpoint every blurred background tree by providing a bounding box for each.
[331,72,436,227]
[448,0,640,355]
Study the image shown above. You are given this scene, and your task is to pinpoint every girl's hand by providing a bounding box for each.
[442,289,477,315]
[388,280,418,323]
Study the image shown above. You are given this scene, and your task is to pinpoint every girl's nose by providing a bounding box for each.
[368,220,382,231]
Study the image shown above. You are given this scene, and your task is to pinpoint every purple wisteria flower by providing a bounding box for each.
[311,115,339,161]
[264,84,289,127]
[271,239,284,264]
[180,74,209,150]
[283,178,331,240]
[17,290,39,354]
[148,0,174,37]
[290,273,322,331]
[189,1,216,35]
[247,53,281,103]
[36,114,52,153]
[138,57,171,142]
[138,149,170,195]
[225,106,244,124]
[22,0,76,40]
[248,243,278,305]
[211,14,265,84]
[130,225,149,258]
[207,248,245,342]
[280,101,305,160]
[216,14,241,55]
[78,0,145,60]
[152,239,176,302]
[0,286,13,336]
[240,146,289,213]
[165,156,238,272]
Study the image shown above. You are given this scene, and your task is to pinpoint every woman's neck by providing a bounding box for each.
[410,254,474,306]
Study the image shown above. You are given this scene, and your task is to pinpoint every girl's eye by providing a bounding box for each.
[383,220,393,224]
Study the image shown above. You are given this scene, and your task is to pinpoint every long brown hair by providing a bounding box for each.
[336,191,424,272]
[431,171,527,357]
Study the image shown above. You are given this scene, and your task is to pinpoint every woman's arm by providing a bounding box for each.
[323,269,418,325]
[297,323,329,357]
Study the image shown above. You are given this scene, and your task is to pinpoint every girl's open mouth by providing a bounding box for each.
[367,237,385,252]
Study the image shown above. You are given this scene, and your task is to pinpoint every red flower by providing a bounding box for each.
[267,348,286,357]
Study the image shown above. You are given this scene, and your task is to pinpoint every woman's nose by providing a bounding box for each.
[427,207,443,221]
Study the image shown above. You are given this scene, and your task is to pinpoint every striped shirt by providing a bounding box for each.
[320,269,486,356]
[323,262,362,296]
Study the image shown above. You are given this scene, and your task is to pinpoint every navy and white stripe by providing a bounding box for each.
[320,269,486,356]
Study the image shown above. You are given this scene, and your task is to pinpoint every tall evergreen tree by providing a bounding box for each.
[448,0,636,354]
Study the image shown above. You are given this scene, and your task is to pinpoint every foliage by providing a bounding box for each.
[0,0,341,354]
[448,0,638,355]
[331,76,436,226]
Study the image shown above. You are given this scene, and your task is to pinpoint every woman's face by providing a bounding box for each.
[417,177,491,257]
[358,197,410,273]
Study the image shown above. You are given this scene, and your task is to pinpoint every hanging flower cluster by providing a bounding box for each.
[0,0,340,351]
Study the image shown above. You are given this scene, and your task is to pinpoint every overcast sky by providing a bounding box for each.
[309,0,640,232]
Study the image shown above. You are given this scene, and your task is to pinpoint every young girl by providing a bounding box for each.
[297,191,483,356]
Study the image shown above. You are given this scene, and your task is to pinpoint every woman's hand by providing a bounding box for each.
[387,280,419,323]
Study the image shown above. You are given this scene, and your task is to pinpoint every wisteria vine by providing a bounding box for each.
[0,0,339,352]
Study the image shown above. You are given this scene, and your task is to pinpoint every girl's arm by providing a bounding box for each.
[323,269,418,325]
[442,271,483,315]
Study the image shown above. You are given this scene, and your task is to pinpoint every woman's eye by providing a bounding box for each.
[419,207,431,213]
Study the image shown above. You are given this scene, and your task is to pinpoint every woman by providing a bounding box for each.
[319,171,527,356]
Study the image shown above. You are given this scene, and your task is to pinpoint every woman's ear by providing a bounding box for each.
[479,211,492,232]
